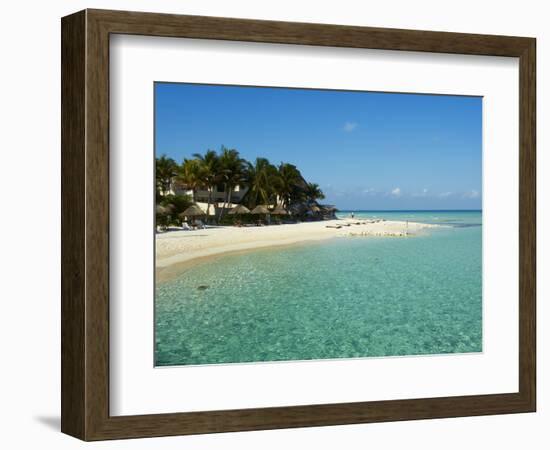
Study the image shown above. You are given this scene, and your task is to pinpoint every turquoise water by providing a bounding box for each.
[155,210,482,366]
[337,209,482,227]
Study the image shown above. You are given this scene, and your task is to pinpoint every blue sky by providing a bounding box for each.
[155,83,482,210]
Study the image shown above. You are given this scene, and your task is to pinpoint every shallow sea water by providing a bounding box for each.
[155,211,482,366]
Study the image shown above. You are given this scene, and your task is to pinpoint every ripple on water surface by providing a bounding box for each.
[155,224,482,366]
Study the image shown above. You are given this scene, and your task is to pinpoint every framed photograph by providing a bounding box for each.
[61,9,536,440]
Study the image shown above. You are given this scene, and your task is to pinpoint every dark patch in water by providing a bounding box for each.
[451,223,482,228]
[197,285,209,291]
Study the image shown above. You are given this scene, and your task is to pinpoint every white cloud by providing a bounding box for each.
[391,187,401,197]
[462,189,480,199]
[343,122,358,132]
[438,191,453,198]
[362,187,378,196]
[412,188,429,197]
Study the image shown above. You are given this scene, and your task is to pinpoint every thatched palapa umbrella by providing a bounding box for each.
[228,204,251,215]
[251,205,270,215]
[251,205,270,225]
[179,204,206,226]
[310,205,321,213]
[270,204,288,224]
[271,204,288,215]
[181,204,206,217]
[155,205,168,230]
[228,204,250,226]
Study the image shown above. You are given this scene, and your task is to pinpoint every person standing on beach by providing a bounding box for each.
[351,212,355,219]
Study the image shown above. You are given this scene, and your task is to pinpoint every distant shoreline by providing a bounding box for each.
[337,209,482,213]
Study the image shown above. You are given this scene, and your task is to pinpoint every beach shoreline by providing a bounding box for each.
[156,218,439,282]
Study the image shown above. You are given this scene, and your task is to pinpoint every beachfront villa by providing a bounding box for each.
[170,183,249,216]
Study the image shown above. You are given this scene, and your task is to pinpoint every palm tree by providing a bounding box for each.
[244,157,278,208]
[177,158,205,202]
[305,182,325,203]
[192,150,220,222]
[155,155,179,197]
[275,163,305,208]
[217,147,248,221]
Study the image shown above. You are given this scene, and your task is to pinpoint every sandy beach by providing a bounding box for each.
[156,219,439,280]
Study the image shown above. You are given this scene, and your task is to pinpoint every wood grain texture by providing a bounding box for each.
[60,9,537,441]
[518,39,536,409]
[61,10,86,439]
[85,10,111,439]
[89,8,532,56]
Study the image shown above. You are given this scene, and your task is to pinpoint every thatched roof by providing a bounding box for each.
[271,205,288,215]
[250,205,270,215]
[158,203,176,215]
[228,204,251,215]
[180,204,206,217]
[310,205,321,213]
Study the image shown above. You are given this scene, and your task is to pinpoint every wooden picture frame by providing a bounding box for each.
[61,9,536,441]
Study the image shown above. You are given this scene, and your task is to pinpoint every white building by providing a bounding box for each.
[171,183,249,216]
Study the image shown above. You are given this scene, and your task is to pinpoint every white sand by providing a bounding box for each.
[156,219,439,279]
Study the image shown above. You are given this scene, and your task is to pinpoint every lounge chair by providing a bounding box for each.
[181,222,192,231]
[326,224,342,229]
[194,219,206,229]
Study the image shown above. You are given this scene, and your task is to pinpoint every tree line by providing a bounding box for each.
[156,146,325,224]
